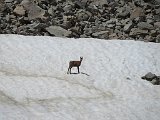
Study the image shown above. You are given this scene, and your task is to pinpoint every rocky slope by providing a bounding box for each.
[0,0,160,42]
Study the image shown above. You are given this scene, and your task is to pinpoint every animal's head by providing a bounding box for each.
[80,57,83,61]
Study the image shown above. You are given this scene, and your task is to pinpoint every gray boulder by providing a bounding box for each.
[117,11,130,18]
[130,7,145,19]
[150,79,158,85]
[63,4,73,12]
[154,22,160,28]
[21,0,46,20]
[62,16,76,29]
[109,33,119,39]
[124,22,133,32]
[74,0,87,9]
[91,0,108,7]
[83,27,93,36]
[141,72,157,81]
[130,28,148,36]
[154,15,160,22]
[48,6,57,16]
[87,4,99,14]
[137,22,154,30]
[103,18,117,28]
[106,18,117,24]
[150,30,157,37]
[5,0,13,3]
[92,31,109,39]
[156,34,160,43]
[155,8,160,14]
[45,26,72,37]
[0,0,5,12]
[13,5,26,16]
[76,10,91,21]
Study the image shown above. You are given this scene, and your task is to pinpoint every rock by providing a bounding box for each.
[151,0,160,4]
[150,75,160,85]
[150,30,157,37]
[84,27,94,36]
[130,7,145,19]
[0,0,5,12]
[157,76,160,81]
[87,4,99,14]
[91,0,109,7]
[76,10,91,21]
[117,11,130,18]
[74,0,87,9]
[156,76,160,85]
[63,4,73,12]
[115,25,121,31]
[13,5,26,16]
[132,17,142,24]
[106,18,117,24]
[154,15,160,22]
[141,72,157,81]
[45,26,72,37]
[69,25,82,36]
[48,6,57,16]
[5,14,10,22]
[155,8,160,14]
[35,0,46,3]
[18,16,30,24]
[154,22,160,28]
[147,19,154,24]
[103,18,117,28]
[62,20,73,29]
[156,34,160,43]
[56,0,65,3]
[9,14,16,19]
[121,18,130,26]
[107,24,115,28]
[62,16,76,29]
[124,22,133,32]
[114,29,123,35]
[88,16,96,22]
[130,28,148,36]
[146,14,153,20]
[80,34,88,38]
[137,22,154,30]
[144,35,155,42]
[109,33,119,39]
[150,79,158,85]
[5,0,13,3]
[98,24,107,31]
[92,31,109,39]
[27,22,47,31]
[21,0,46,20]
[134,0,145,7]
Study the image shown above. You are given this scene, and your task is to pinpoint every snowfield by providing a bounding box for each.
[0,34,160,120]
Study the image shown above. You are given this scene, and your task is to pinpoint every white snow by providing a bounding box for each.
[0,34,160,120]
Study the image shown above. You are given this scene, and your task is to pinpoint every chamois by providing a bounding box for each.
[67,57,83,74]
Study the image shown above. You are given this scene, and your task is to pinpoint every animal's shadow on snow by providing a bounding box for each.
[69,72,90,76]
[81,72,90,76]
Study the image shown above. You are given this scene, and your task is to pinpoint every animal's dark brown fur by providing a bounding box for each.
[67,57,83,74]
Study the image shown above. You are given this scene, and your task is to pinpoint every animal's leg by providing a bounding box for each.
[67,68,70,74]
[70,68,71,74]
[77,67,79,73]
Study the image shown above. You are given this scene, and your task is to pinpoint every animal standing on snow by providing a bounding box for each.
[67,57,83,74]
